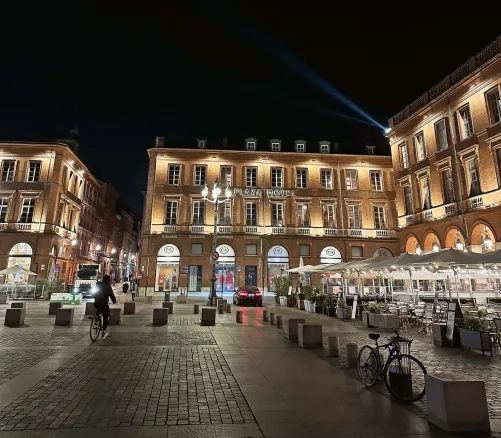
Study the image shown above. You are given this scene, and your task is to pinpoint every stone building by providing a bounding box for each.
[387,36,501,254]
[139,138,399,296]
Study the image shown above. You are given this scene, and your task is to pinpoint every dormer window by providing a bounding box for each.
[245,138,257,151]
[197,139,206,149]
[319,141,330,154]
[271,142,280,152]
[295,140,306,153]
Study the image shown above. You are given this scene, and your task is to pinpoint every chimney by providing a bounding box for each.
[222,138,228,148]
[365,144,376,155]
[333,142,340,153]
[197,138,206,149]
[155,137,165,148]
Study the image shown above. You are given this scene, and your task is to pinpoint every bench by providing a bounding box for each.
[4,308,25,327]
[298,324,322,348]
[55,308,74,326]
[284,318,306,343]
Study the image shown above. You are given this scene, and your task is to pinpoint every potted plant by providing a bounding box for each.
[459,310,493,356]
[323,294,336,317]
[314,295,325,314]
[273,276,292,306]
[301,285,314,312]
[336,298,350,320]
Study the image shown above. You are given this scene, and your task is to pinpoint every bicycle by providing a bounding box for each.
[357,328,427,402]
[89,307,112,342]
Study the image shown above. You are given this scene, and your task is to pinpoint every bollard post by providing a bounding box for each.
[346,343,359,368]
[218,304,225,314]
[323,336,340,357]
[236,310,243,323]
[194,304,200,314]
[263,310,269,322]
[276,315,283,329]
[269,312,276,325]
[226,303,232,313]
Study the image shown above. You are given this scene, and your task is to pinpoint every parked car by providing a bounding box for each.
[233,286,263,306]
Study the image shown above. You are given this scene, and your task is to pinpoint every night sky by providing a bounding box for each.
[2,1,499,213]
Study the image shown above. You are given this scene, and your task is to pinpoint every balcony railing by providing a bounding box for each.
[218,226,231,233]
[16,223,32,231]
[297,228,310,235]
[164,225,177,232]
[467,195,484,210]
[444,203,457,216]
[245,226,258,233]
[191,225,205,233]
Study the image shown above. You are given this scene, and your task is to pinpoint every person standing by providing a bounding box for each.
[122,280,130,294]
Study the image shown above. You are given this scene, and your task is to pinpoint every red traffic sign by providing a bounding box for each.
[137,274,143,280]
[210,251,220,262]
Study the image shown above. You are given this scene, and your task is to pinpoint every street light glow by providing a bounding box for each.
[201,184,209,198]
[71,239,77,246]
[96,244,102,251]
[225,186,232,198]
[111,248,117,254]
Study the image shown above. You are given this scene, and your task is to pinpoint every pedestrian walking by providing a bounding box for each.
[122,280,130,294]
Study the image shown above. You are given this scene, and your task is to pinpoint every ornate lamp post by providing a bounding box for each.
[202,179,232,302]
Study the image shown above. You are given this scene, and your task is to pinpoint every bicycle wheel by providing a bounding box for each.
[89,315,102,342]
[383,354,427,402]
[357,345,379,387]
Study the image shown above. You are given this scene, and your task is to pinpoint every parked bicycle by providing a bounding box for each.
[357,328,427,402]
[89,311,112,342]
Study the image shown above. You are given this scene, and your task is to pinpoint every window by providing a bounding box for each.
[246,141,256,151]
[296,203,310,227]
[192,201,205,224]
[246,202,257,225]
[168,164,181,185]
[373,206,387,229]
[271,167,283,188]
[296,143,305,153]
[191,243,203,255]
[466,157,481,197]
[441,169,455,204]
[457,104,474,139]
[0,198,8,222]
[19,198,35,223]
[218,202,232,225]
[398,143,409,169]
[197,139,206,149]
[246,167,257,187]
[419,176,432,210]
[220,166,232,186]
[271,203,284,226]
[1,160,15,182]
[164,201,178,225]
[320,169,332,189]
[320,143,330,154]
[347,204,361,229]
[370,170,383,191]
[322,204,336,228]
[351,246,363,258]
[345,169,358,190]
[194,165,207,186]
[246,244,257,255]
[271,142,280,152]
[435,119,449,151]
[404,185,413,215]
[486,87,501,125]
[27,161,42,182]
[414,132,426,162]
[296,168,308,188]
[299,244,310,256]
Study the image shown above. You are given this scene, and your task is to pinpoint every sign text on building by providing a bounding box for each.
[233,188,295,197]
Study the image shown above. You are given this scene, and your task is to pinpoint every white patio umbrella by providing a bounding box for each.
[287,265,316,273]
[0,265,38,276]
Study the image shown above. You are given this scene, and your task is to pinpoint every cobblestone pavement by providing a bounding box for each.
[0,333,86,347]
[98,332,216,346]
[0,349,55,385]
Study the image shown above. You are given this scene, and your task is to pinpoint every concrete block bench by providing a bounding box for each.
[426,374,490,433]
[11,302,26,309]
[298,324,322,348]
[162,301,174,314]
[153,308,168,326]
[4,308,25,327]
[284,318,306,343]
[0,295,8,304]
[55,308,74,326]
[201,308,216,326]
[124,302,136,315]
[216,299,227,309]
[49,302,62,315]
[85,302,96,315]
[176,295,187,304]
[109,308,122,326]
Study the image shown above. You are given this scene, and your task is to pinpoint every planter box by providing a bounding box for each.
[327,307,336,317]
[459,328,493,356]
[432,323,461,348]
[362,311,374,327]
[279,296,287,306]
[315,306,323,314]
[366,313,398,330]
[336,307,349,320]
[304,300,311,312]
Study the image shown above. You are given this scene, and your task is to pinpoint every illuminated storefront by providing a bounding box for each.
[155,244,180,292]
[267,245,289,292]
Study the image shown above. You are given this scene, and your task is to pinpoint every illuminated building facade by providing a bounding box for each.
[387,36,501,255]
[139,138,399,296]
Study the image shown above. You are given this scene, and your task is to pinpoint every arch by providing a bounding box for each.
[267,245,289,262]
[9,243,33,256]
[423,230,441,252]
[405,235,420,254]
[215,244,235,262]
[320,246,342,264]
[157,243,181,258]
[444,227,466,250]
[470,221,496,251]
[373,247,393,258]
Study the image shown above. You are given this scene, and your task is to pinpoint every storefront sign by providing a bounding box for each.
[50,293,83,304]
[181,265,189,274]
[233,188,295,197]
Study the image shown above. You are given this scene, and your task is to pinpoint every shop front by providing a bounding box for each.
[187,265,202,293]
[267,245,289,292]
[6,243,34,284]
[320,246,343,293]
[214,244,235,294]
[155,244,180,292]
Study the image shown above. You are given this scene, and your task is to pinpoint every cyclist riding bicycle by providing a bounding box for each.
[93,274,117,339]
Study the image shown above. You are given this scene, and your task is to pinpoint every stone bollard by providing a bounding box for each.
[85,302,96,315]
[109,308,122,326]
[218,304,225,314]
[323,336,340,357]
[162,301,174,314]
[236,310,243,323]
[55,308,74,326]
[124,302,136,315]
[49,302,62,316]
[284,318,306,343]
[153,308,168,326]
[4,308,25,327]
[298,324,323,348]
[346,343,359,368]
[226,303,232,313]
[194,304,200,314]
[269,312,276,325]
[263,310,269,322]
[164,292,170,302]
[0,295,7,304]
[276,315,283,328]
[201,308,216,326]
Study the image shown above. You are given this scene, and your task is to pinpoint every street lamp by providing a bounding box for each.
[95,244,102,251]
[202,178,232,302]
[455,237,464,251]
[432,240,440,253]
[415,244,422,255]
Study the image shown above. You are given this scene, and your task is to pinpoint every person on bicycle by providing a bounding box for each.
[94,274,117,339]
